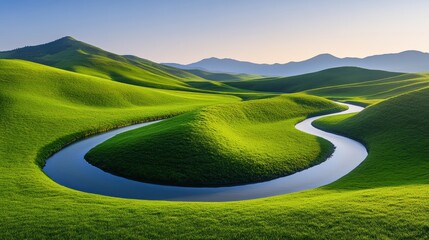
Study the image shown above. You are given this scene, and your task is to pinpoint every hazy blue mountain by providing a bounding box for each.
[163,51,429,76]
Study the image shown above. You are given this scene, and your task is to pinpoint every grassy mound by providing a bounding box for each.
[0,59,240,169]
[85,94,345,186]
[313,86,429,188]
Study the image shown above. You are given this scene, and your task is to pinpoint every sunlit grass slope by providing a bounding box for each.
[85,94,345,186]
[226,67,402,92]
[1,59,429,239]
[313,86,429,189]
[0,59,238,111]
[227,66,429,105]
[0,37,276,97]
[0,59,240,168]
[0,37,219,90]
[307,73,429,105]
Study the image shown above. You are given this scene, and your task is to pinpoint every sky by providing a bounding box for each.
[1,0,429,64]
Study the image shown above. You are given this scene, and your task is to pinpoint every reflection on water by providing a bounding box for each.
[43,103,367,201]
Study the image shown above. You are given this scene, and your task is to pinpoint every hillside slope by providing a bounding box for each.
[308,73,429,105]
[314,86,429,189]
[0,37,208,90]
[227,67,402,92]
[0,59,239,119]
[226,67,429,105]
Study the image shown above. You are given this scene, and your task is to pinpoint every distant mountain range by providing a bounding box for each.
[163,51,429,76]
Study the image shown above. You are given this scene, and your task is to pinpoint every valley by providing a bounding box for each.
[1,37,428,239]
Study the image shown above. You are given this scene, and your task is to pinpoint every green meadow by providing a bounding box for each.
[1,38,429,239]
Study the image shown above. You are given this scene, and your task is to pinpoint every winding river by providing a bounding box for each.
[43,102,367,201]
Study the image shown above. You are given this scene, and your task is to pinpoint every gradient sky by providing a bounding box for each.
[2,0,429,64]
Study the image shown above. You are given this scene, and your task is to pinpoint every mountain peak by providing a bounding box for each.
[399,50,426,55]
[54,36,78,43]
[61,36,75,40]
[197,57,258,65]
[199,57,222,62]
[0,35,94,61]
[311,53,338,60]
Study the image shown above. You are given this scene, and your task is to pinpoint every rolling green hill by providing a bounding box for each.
[0,37,224,90]
[307,72,429,105]
[226,66,429,105]
[183,68,266,81]
[0,37,279,97]
[85,94,345,186]
[313,86,429,189]
[0,59,240,132]
[226,67,402,92]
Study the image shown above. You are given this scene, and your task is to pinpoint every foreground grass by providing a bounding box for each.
[1,60,429,239]
[86,94,345,186]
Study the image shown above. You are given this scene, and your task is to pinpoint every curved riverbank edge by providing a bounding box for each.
[43,102,367,202]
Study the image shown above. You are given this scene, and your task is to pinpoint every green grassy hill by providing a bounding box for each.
[0,37,222,90]
[122,55,204,80]
[226,66,429,105]
[0,60,241,162]
[0,37,278,97]
[313,86,429,189]
[307,73,429,105]
[85,94,345,186]
[0,59,239,109]
[183,68,266,81]
[226,67,402,92]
